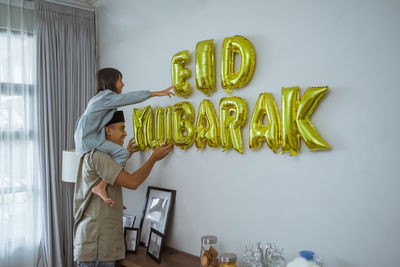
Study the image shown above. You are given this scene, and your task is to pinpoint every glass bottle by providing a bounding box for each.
[263,243,286,267]
[253,242,263,262]
[220,253,237,267]
[241,245,252,267]
[201,235,219,267]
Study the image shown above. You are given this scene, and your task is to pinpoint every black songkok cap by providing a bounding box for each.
[106,111,125,126]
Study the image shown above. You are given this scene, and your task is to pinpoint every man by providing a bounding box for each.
[73,111,173,267]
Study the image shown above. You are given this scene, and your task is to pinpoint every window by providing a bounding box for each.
[0,29,35,196]
[0,2,40,265]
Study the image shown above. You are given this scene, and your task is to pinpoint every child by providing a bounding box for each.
[74,68,174,206]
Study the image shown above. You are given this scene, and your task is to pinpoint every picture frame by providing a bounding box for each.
[123,214,136,228]
[146,227,165,264]
[124,227,139,254]
[139,186,176,247]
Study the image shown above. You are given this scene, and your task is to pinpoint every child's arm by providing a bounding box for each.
[101,85,175,110]
[102,90,152,109]
[150,85,175,98]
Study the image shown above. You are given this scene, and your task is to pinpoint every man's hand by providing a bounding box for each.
[127,137,139,158]
[115,143,174,190]
[151,85,175,98]
[150,143,174,161]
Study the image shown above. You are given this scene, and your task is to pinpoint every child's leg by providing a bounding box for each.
[96,140,130,166]
[92,180,115,207]
[93,141,129,206]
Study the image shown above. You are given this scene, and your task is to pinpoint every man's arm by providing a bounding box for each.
[114,143,173,189]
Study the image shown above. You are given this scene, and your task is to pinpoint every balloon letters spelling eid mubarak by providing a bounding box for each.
[132,35,330,155]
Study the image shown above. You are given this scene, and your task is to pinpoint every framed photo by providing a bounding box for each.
[123,214,136,228]
[124,227,139,254]
[146,227,165,264]
[139,186,176,247]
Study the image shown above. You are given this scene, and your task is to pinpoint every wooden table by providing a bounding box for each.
[118,246,200,267]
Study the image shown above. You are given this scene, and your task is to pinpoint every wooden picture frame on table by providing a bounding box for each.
[146,227,165,264]
[139,186,176,247]
[123,214,136,228]
[124,227,139,254]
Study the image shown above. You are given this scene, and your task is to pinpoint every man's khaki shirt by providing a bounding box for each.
[73,150,125,262]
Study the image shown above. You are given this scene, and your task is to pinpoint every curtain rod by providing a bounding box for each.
[44,0,95,12]
[0,0,95,11]
[0,0,33,9]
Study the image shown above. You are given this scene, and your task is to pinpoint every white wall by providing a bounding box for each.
[97,0,400,266]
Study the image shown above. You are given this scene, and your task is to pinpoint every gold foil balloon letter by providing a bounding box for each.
[172,102,195,149]
[249,93,280,152]
[171,50,191,98]
[132,106,154,151]
[219,96,247,154]
[154,107,165,147]
[164,105,173,144]
[195,39,216,96]
[296,86,331,151]
[196,100,220,149]
[220,35,256,94]
[281,87,300,156]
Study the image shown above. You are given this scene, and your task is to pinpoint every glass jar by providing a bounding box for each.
[201,235,219,267]
[220,253,237,267]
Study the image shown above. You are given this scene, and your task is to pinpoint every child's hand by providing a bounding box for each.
[127,137,139,158]
[151,85,175,98]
